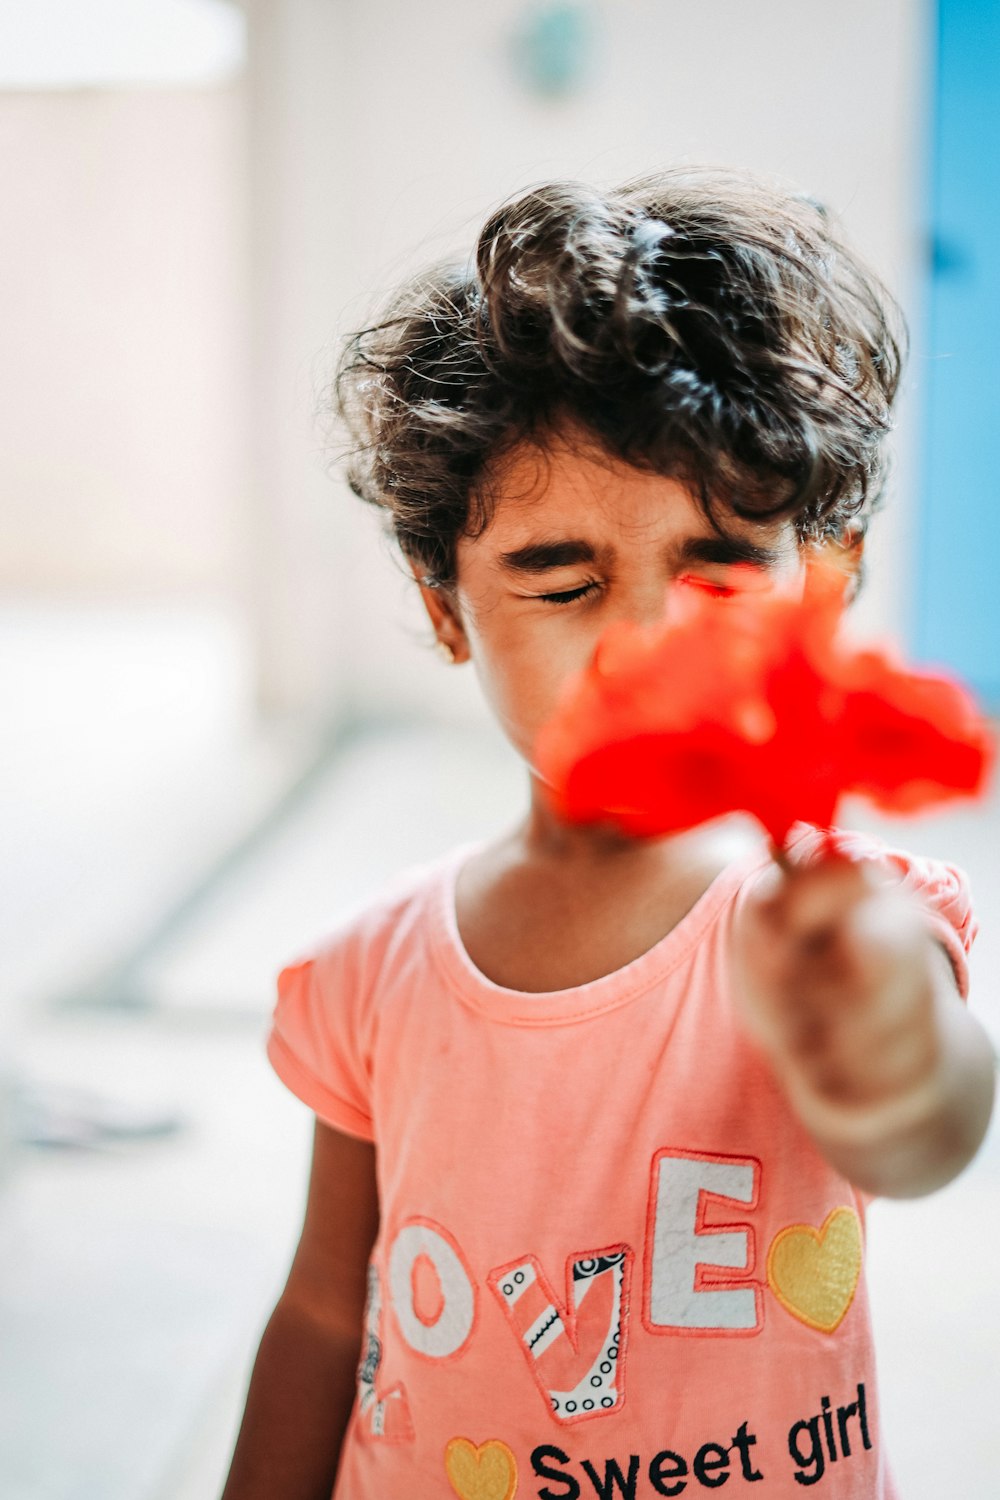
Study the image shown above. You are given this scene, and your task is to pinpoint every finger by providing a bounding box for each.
[741,858,874,977]
[774,857,883,943]
[740,875,930,1038]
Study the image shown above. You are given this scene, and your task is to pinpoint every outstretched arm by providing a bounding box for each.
[733,854,995,1199]
[221,1121,379,1500]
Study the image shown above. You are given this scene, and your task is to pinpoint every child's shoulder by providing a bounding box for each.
[282,841,473,979]
[269,844,473,1132]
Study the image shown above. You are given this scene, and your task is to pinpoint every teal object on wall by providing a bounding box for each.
[916,0,1000,707]
[511,3,592,97]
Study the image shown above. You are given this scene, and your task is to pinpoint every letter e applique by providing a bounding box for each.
[644,1149,763,1335]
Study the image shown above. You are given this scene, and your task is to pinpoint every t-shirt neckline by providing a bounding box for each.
[429,834,775,1027]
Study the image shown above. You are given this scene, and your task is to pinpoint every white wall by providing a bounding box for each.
[0,86,247,596]
[0,2,931,722]
[244,0,930,724]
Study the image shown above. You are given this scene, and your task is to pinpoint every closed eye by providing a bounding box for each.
[536,580,602,605]
[678,561,778,600]
[677,572,739,599]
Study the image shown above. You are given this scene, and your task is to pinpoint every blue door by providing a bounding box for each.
[916,0,1000,708]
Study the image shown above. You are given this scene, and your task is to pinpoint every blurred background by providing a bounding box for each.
[1,1,997,1496]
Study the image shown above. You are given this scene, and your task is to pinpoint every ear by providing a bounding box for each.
[409,560,472,664]
[817,527,866,602]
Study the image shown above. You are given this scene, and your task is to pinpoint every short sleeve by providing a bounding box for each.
[894,850,977,998]
[266,951,375,1141]
[788,825,978,1000]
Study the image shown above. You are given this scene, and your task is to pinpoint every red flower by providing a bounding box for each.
[534,559,994,846]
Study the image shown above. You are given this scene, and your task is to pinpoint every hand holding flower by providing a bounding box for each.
[729,850,995,1196]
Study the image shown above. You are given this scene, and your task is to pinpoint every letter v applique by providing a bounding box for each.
[356,1263,415,1441]
[488,1246,633,1423]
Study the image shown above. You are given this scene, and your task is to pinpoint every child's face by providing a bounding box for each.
[425,431,805,776]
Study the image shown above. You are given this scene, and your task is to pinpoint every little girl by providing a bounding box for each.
[221,169,994,1500]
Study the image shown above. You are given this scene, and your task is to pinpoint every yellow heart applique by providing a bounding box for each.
[767,1205,862,1333]
[444,1437,518,1500]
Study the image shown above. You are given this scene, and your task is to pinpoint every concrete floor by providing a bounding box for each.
[2,608,998,1500]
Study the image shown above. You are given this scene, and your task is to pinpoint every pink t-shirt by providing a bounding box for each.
[267,825,975,1500]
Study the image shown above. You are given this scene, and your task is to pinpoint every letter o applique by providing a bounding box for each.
[388,1219,477,1358]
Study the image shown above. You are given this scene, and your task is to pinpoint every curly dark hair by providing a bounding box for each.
[335,167,905,588]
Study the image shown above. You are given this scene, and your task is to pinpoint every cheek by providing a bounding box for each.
[471,626,556,711]
[464,613,588,747]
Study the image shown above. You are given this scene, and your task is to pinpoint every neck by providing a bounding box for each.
[521,770,670,865]
[519,770,762,873]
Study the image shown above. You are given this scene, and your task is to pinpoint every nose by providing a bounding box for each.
[615,576,672,630]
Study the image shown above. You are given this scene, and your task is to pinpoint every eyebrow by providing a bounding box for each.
[676,534,784,568]
[497,533,784,574]
[498,540,598,573]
